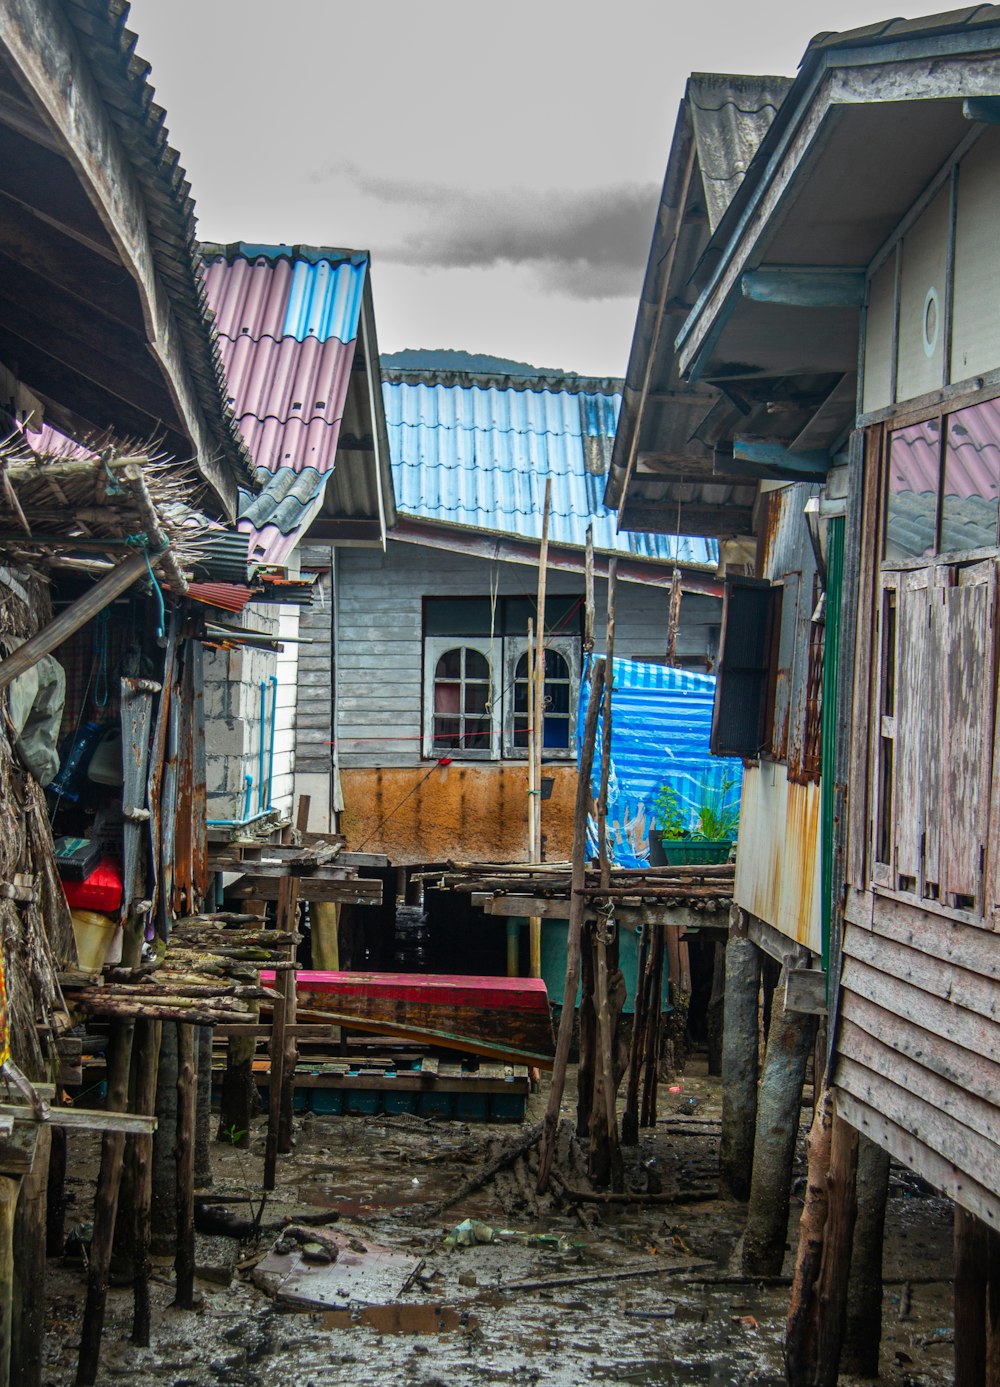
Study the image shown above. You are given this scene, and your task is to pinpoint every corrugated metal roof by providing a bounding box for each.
[201,243,368,566]
[806,5,1000,53]
[384,371,718,568]
[688,73,794,233]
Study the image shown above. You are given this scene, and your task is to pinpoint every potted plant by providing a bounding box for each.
[648,777,738,866]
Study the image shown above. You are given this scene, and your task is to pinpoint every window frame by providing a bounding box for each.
[502,635,581,760]
[422,635,501,760]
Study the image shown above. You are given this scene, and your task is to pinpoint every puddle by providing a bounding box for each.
[319,1303,477,1334]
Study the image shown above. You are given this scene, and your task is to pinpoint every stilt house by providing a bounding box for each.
[611,4,1000,1347]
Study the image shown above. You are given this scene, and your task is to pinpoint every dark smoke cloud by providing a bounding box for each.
[317,163,658,300]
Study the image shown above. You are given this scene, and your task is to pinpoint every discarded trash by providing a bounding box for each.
[443,1217,572,1251]
[319,1304,478,1335]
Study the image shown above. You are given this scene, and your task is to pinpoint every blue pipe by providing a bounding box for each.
[266,674,279,812]
[258,680,267,814]
[208,775,270,828]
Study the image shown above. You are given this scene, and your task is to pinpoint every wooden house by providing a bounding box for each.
[611,9,1000,1373]
[310,366,725,872]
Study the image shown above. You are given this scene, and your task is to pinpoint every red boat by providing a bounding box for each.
[260,969,555,1069]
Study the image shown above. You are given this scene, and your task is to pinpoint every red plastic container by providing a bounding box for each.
[62,858,123,914]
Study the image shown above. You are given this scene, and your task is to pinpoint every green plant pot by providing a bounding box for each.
[648,832,732,866]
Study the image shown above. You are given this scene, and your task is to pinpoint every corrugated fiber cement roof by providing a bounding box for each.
[384,371,718,568]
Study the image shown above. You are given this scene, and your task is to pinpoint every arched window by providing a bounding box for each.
[505,636,579,758]
[426,642,497,755]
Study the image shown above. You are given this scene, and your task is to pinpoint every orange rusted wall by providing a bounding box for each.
[340,763,578,865]
[733,760,822,954]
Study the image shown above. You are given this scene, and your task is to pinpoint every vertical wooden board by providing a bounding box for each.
[848,426,885,891]
[863,258,896,413]
[952,128,1000,383]
[941,561,996,904]
[896,187,950,403]
[893,572,930,883]
[921,582,945,893]
[771,572,799,761]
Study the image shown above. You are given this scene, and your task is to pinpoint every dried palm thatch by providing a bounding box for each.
[0,433,222,582]
[0,568,69,1078]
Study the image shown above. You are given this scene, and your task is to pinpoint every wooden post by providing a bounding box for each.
[77,1018,135,1386]
[706,940,725,1076]
[955,1206,989,1387]
[536,656,605,1193]
[742,977,817,1277]
[987,1224,1000,1386]
[529,482,551,980]
[45,1124,66,1257]
[841,1134,890,1377]
[576,927,595,1141]
[527,618,540,979]
[131,1018,161,1346]
[785,1087,834,1385]
[505,920,520,978]
[808,1107,858,1385]
[620,922,650,1146]
[174,1022,196,1310]
[720,920,761,1200]
[150,1020,177,1254]
[583,524,595,654]
[11,1124,49,1387]
[194,1025,213,1188]
[0,1175,20,1387]
[277,875,300,1155]
[640,924,665,1128]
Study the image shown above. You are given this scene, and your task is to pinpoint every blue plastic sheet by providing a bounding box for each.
[577,655,742,868]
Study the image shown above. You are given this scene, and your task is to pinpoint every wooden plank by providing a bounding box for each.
[841,953,1000,1064]
[484,896,570,920]
[836,1054,1000,1201]
[0,1106,156,1136]
[848,425,884,892]
[871,893,1000,982]
[839,1017,1000,1150]
[941,561,995,905]
[836,1089,1000,1229]
[893,570,931,885]
[844,922,1000,1023]
[784,968,828,1016]
[272,1072,528,1094]
[841,990,1000,1112]
[226,878,381,905]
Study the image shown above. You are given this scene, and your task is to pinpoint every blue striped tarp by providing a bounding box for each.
[578,655,742,867]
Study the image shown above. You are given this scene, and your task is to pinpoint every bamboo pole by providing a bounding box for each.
[529,480,551,980]
[640,926,665,1128]
[593,558,623,1189]
[77,1019,135,1386]
[621,922,651,1146]
[536,656,605,1193]
[583,524,595,653]
[527,617,537,889]
[173,1023,196,1310]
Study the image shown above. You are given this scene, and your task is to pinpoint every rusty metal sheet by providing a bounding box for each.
[146,613,178,934]
[733,762,822,954]
[120,677,154,925]
[190,639,209,905]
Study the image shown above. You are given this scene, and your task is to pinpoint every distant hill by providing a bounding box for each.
[380,348,569,377]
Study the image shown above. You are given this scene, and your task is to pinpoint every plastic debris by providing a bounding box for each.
[443,1218,572,1251]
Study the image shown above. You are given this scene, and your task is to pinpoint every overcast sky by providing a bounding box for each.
[127,1,918,377]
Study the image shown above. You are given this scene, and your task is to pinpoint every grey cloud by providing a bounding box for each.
[320,162,658,300]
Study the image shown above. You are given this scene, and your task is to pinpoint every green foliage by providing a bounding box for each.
[650,783,688,838]
[651,776,739,842]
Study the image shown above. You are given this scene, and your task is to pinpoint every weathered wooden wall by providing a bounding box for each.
[335,541,721,771]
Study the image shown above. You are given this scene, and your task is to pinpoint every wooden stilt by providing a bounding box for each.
[263,971,285,1191]
[841,1134,890,1378]
[194,1025,213,1187]
[45,1123,66,1257]
[276,874,300,1156]
[955,1206,989,1387]
[536,656,605,1193]
[219,894,264,1144]
[174,1023,197,1309]
[0,1175,20,1387]
[77,1018,135,1386]
[742,976,816,1277]
[576,926,595,1141]
[11,1124,49,1387]
[132,1019,161,1346]
[640,924,665,1128]
[621,923,650,1147]
[785,1087,834,1387]
[706,940,725,1076]
[808,1107,858,1386]
[720,922,761,1200]
[150,1021,178,1255]
[986,1223,1000,1386]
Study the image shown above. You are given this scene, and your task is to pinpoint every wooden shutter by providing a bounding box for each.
[711,577,782,758]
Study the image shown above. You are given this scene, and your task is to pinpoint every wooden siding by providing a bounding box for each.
[335,540,721,771]
[952,128,1000,383]
[838,895,1000,1227]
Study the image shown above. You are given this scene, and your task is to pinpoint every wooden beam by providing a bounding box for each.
[784,967,828,1016]
[740,267,865,309]
[726,439,831,480]
[0,553,148,691]
[963,96,1000,124]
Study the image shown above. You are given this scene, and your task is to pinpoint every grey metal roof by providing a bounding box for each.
[805,5,1000,53]
[605,73,791,536]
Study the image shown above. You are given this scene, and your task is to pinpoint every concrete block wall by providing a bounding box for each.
[292,544,335,832]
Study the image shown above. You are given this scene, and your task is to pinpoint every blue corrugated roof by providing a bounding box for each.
[383,372,718,567]
[283,259,367,343]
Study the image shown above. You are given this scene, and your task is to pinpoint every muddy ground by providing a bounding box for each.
[45,1060,953,1386]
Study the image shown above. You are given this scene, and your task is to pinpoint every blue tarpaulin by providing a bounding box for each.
[577,655,742,868]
